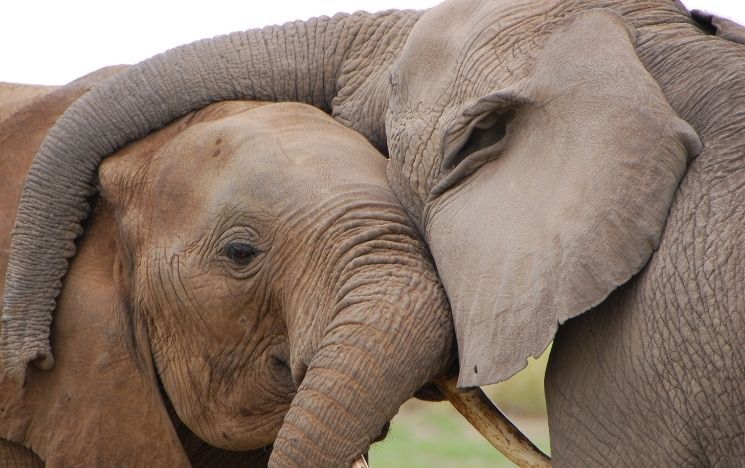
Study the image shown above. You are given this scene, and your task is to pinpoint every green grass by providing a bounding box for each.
[370,345,551,467]
[484,343,551,414]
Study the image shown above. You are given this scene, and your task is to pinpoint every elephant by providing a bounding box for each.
[0,71,255,467]
[0,70,457,466]
[0,83,60,124]
[4,0,744,465]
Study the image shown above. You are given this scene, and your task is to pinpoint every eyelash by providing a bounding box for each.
[224,242,258,266]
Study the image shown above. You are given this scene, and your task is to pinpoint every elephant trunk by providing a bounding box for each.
[0,9,419,384]
[271,261,453,467]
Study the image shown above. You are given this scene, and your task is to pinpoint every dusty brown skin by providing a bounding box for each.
[0,74,452,465]
[102,99,453,461]
[0,83,58,123]
[0,71,190,466]
[4,0,745,465]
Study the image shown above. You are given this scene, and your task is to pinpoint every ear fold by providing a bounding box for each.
[425,10,701,387]
[692,9,745,45]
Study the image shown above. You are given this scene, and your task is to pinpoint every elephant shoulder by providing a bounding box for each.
[0,65,127,126]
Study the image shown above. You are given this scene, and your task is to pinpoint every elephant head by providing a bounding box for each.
[383,3,702,385]
[0,79,456,465]
[6,0,725,463]
[97,100,454,457]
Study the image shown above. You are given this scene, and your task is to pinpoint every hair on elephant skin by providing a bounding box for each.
[4,0,745,465]
[0,70,453,466]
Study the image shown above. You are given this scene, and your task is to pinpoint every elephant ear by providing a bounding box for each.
[691,9,745,45]
[425,10,702,387]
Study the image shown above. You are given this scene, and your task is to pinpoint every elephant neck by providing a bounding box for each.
[331,10,423,153]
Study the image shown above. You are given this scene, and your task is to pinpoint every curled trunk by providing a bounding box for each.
[1,10,420,383]
[272,271,453,466]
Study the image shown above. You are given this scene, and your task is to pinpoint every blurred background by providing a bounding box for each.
[370,346,551,467]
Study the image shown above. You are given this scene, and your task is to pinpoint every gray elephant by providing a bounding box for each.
[0,73,455,465]
[4,0,745,465]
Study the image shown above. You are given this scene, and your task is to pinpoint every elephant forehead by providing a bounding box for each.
[154,104,380,181]
[215,105,390,203]
[143,103,391,233]
[397,0,562,99]
[408,0,561,56]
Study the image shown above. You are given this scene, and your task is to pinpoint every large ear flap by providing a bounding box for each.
[424,10,702,387]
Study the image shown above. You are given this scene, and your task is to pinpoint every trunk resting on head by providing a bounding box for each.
[0,9,420,384]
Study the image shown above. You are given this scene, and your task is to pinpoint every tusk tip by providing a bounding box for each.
[351,455,369,468]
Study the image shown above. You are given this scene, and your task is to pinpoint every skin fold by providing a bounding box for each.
[3,0,744,465]
[0,72,452,466]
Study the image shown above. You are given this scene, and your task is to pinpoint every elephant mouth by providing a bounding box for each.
[413,381,448,401]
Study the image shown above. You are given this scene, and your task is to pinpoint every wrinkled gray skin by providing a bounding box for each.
[546,10,745,466]
[3,0,744,465]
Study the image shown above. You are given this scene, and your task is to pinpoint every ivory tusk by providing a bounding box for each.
[351,455,369,468]
[437,377,551,468]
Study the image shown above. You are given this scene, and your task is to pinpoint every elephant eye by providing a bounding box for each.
[224,242,258,266]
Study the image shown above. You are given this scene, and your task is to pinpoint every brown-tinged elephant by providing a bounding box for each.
[0,71,455,466]
[4,0,745,465]
[0,83,59,123]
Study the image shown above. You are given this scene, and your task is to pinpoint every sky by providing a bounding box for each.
[2,0,744,85]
